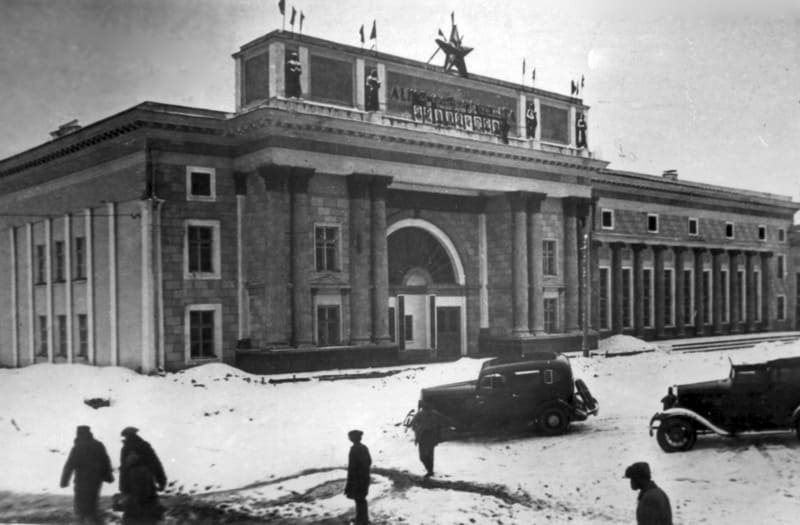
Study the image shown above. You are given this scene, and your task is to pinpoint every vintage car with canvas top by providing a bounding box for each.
[409,352,598,435]
[650,355,800,452]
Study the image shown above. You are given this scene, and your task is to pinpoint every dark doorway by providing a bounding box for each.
[436,307,461,359]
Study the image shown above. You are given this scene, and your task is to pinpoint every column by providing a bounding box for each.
[729,250,741,332]
[653,245,666,338]
[693,248,705,336]
[509,192,529,335]
[711,249,724,334]
[139,200,155,373]
[761,252,773,330]
[84,209,95,364]
[632,244,646,337]
[290,168,314,346]
[563,198,580,333]
[590,241,601,332]
[479,208,489,330]
[235,172,248,342]
[674,247,686,337]
[611,242,625,334]
[45,218,53,362]
[349,174,373,344]
[64,214,73,363]
[746,251,757,332]
[9,228,18,367]
[527,193,546,334]
[371,176,392,343]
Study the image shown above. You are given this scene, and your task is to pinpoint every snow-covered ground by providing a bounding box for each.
[2,339,800,523]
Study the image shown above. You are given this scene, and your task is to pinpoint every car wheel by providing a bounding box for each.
[538,405,569,435]
[656,417,697,453]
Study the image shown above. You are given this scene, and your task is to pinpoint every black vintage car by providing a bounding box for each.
[411,352,598,435]
[650,356,800,452]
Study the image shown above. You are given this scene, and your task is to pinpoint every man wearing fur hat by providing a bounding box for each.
[60,425,114,524]
[624,461,672,525]
[344,429,371,525]
[119,427,167,523]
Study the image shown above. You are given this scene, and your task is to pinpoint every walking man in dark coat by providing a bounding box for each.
[410,402,442,478]
[344,429,371,525]
[624,461,673,525]
[119,427,167,524]
[60,425,115,524]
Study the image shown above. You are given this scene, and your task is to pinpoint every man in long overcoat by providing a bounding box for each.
[119,427,167,523]
[410,403,442,477]
[60,425,115,524]
[344,429,371,525]
[624,461,673,525]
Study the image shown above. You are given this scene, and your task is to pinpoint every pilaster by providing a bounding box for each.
[349,174,373,344]
[371,175,393,343]
[509,192,529,335]
[290,167,314,346]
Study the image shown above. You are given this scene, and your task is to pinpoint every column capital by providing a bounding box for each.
[692,246,707,255]
[710,248,725,256]
[630,242,648,253]
[257,164,290,191]
[609,241,627,251]
[234,171,248,196]
[348,173,373,197]
[563,196,593,216]
[370,175,393,196]
[507,191,529,212]
[289,167,314,193]
[673,245,688,255]
[651,244,668,254]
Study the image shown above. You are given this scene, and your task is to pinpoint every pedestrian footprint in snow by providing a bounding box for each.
[624,461,673,525]
[119,427,167,524]
[344,429,371,525]
[60,425,115,525]
[410,402,443,478]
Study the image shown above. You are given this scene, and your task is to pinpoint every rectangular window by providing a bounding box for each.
[317,305,341,347]
[755,269,762,321]
[643,269,652,327]
[777,254,785,279]
[38,315,48,356]
[778,228,786,242]
[186,166,216,202]
[721,269,729,323]
[738,269,746,322]
[77,314,88,357]
[315,226,340,272]
[189,310,217,358]
[74,237,86,279]
[544,298,558,333]
[683,269,694,326]
[54,241,65,281]
[725,222,734,239]
[543,240,557,276]
[758,225,766,241]
[688,218,699,236]
[664,269,674,326]
[777,295,786,321]
[601,209,614,230]
[184,220,221,279]
[621,268,632,328]
[57,315,67,356]
[599,267,610,330]
[404,315,414,341]
[703,270,712,323]
[647,214,659,233]
[36,244,46,283]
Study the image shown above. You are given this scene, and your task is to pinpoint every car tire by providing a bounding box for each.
[538,405,569,435]
[656,417,697,453]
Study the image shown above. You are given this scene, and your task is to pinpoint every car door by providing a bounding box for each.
[474,373,514,427]
[727,367,771,430]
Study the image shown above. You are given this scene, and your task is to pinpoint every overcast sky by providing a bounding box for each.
[1,0,799,203]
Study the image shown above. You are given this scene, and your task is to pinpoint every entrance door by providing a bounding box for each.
[436,307,461,359]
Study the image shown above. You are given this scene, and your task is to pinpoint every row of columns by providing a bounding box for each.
[601,242,774,338]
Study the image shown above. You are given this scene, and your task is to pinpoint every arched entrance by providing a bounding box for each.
[386,219,467,358]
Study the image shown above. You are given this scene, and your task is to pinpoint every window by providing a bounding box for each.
[601,209,614,230]
[315,226,340,272]
[184,220,221,279]
[186,166,216,202]
[778,228,786,242]
[683,269,694,326]
[76,314,88,357]
[643,269,652,327]
[725,222,734,239]
[186,304,221,360]
[38,315,48,356]
[479,373,507,390]
[317,305,341,346]
[54,241,65,281]
[599,267,610,330]
[621,268,632,328]
[703,270,712,324]
[404,315,414,341]
[543,240,557,276]
[664,269,674,326]
[74,237,86,279]
[36,244,46,283]
[688,218,699,236]
[777,295,786,321]
[647,214,659,233]
[544,298,558,333]
[777,254,785,279]
[720,269,729,323]
[57,314,67,356]
[758,225,766,241]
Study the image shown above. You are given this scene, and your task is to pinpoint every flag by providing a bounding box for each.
[300,11,305,32]
[359,24,365,43]
[532,68,536,83]
[438,28,445,38]
[522,59,526,76]
[581,75,585,89]
[290,6,296,26]
[571,80,577,95]
[278,0,285,15]
[369,19,376,40]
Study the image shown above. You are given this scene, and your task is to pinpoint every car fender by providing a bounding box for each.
[649,407,732,437]
[791,405,800,425]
